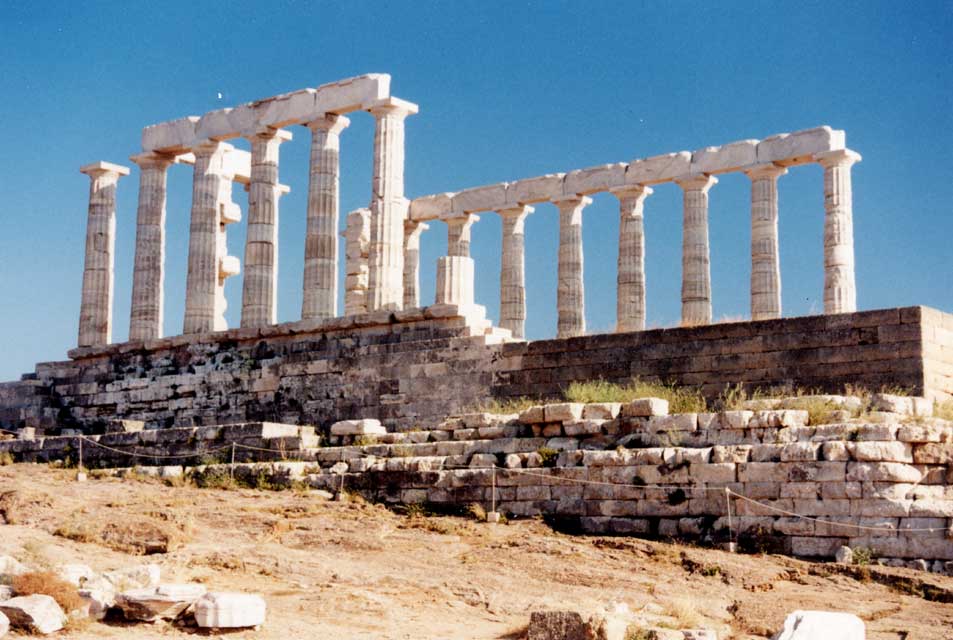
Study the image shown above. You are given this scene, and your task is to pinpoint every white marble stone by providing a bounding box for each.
[626,151,691,185]
[691,140,758,174]
[676,174,717,326]
[343,208,371,316]
[564,163,626,195]
[451,183,508,214]
[758,126,846,166]
[816,149,860,314]
[498,205,534,338]
[408,192,454,221]
[611,185,652,332]
[0,595,65,635]
[403,220,429,309]
[745,163,787,320]
[554,195,592,338]
[772,610,864,640]
[506,174,565,205]
[194,592,266,628]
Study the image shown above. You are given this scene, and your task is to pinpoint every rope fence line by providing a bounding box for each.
[2,430,949,535]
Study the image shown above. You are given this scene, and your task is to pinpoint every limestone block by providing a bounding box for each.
[847,462,923,483]
[622,397,669,417]
[691,140,758,174]
[409,192,453,221]
[756,126,845,166]
[647,414,698,432]
[720,411,753,430]
[116,583,207,622]
[711,445,751,463]
[750,444,783,462]
[772,610,864,640]
[141,116,199,152]
[913,443,953,464]
[582,403,622,420]
[563,163,626,195]
[0,610,7,636]
[0,595,65,635]
[848,441,914,463]
[194,592,266,628]
[853,423,898,441]
[625,151,691,185]
[691,462,736,483]
[780,442,819,462]
[518,406,545,424]
[898,424,951,443]
[469,454,496,468]
[506,174,565,204]
[564,420,604,436]
[821,441,850,462]
[330,419,386,436]
[544,403,585,423]
[57,563,95,587]
[450,183,508,214]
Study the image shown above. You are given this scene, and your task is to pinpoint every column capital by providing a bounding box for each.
[443,213,480,228]
[675,174,718,192]
[364,97,419,119]
[744,163,788,181]
[814,148,862,168]
[191,139,234,157]
[497,204,535,220]
[241,126,293,143]
[129,151,176,171]
[80,161,130,179]
[609,184,653,200]
[305,114,351,135]
[551,194,593,209]
[404,219,430,235]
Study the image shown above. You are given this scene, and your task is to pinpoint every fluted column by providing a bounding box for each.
[366,98,419,311]
[302,115,350,320]
[435,215,478,306]
[816,149,861,314]
[343,208,371,316]
[676,175,717,326]
[240,128,290,328]
[498,205,533,338]
[183,141,241,334]
[553,195,591,338]
[403,220,429,309]
[610,185,652,332]
[78,161,130,347]
[745,163,787,320]
[128,152,174,341]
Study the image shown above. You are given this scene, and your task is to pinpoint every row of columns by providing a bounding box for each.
[426,148,860,339]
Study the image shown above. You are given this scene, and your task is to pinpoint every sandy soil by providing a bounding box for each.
[0,464,951,639]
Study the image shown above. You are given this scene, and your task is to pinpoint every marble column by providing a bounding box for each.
[676,175,717,326]
[302,115,349,320]
[610,185,652,333]
[128,152,175,342]
[745,163,787,320]
[403,219,429,309]
[498,205,533,338]
[435,214,478,306]
[553,195,591,338]
[366,98,418,311]
[240,128,290,328]
[343,208,371,316]
[78,161,130,347]
[183,141,241,334]
[816,149,861,314]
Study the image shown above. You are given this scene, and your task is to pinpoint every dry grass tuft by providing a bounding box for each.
[564,379,707,414]
[662,597,705,629]
[472,396,541,414]
[11,571,85,613]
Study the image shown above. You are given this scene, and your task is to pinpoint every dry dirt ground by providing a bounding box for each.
[1,465,952,639]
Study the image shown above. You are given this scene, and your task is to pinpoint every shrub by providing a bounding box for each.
[852,546,873,566]
[11,571,85,613]
[0,451,13,466]
[466,503,487,522]
[536,447,558,468]
[473,397,540,414]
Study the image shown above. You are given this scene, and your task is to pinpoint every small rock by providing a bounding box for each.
[78,585,115,621]
[834,546,853,565]
[57,563,96,587]
[0,586,11,601]
[194,592,266,628]
[103,564,161,590]
[0,594,66,635]
[772,610,864,640]
[528,610,590,640]
[0,557,27,583]
[116,583,207,622]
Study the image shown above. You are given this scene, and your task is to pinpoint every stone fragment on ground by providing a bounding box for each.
[0,586,11,601]
[772,610,865,639]
[835,546,853,564]
[116,583,207,622]
[0,556,27,582]
[194,592,267,628]
[0,610,7,638]
[0,594,66,635]
[102,563,160,590]
[528,603,632,640]
[57,563,96,586]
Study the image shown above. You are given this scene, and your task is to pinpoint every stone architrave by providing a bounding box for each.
[609,185,652,332]
[343,208,371,315]
[366,98,418,311]
[240,128,291,328]
[183,141,241,334]
[78,161,130,347]
[816,149,861,314]
[435,214,478,306]
[745,163,787,320]
[676,174,718,326]
[498,205,534,339]
[302,115,350,320]
[553,195,592,338]
[403,219,429,309]
[129,152,175,341]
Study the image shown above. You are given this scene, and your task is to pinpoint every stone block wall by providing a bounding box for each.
[1,305,952,435]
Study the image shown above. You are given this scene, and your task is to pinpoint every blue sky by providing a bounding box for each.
[0,1,950,381]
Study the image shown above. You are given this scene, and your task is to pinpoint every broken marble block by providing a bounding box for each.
[194,592,267,628]
[772,610,864,640]
[330,419,386,436]
[116,583,207,622]
[0,610,7,637]
[0,594,66,635]
[103,563,161,590]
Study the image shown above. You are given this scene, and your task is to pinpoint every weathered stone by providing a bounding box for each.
[583,403,622,420]
[622,398,669,417]
[57,563,95,587]
[0,610,7,636]
[116,583,207,622]
[194,592,266,628]
[772,610,864,640]
[102,564,161,590]
[543,403,585,423]
[0,595,65,635]
[0,557,27,582]
[330,419,386,436]
[834,546,853,564]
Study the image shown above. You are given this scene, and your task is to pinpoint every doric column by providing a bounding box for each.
[498,205,534,338]
[365,98,418,311]
[302,115,349,320]
[435,215,478,306]
[676,175,718,326]
[610,185,652,333]
[816,149,861,314]
[745,163,787,320]
[343,208,371,316]
[553,195,591,338]
[183,141,241,334]
[128,152,174,341]
[403,219,429,309]
[240,128,291,328]
[78,161,130,347]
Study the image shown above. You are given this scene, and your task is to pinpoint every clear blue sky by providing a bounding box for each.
[0,1,950,381]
